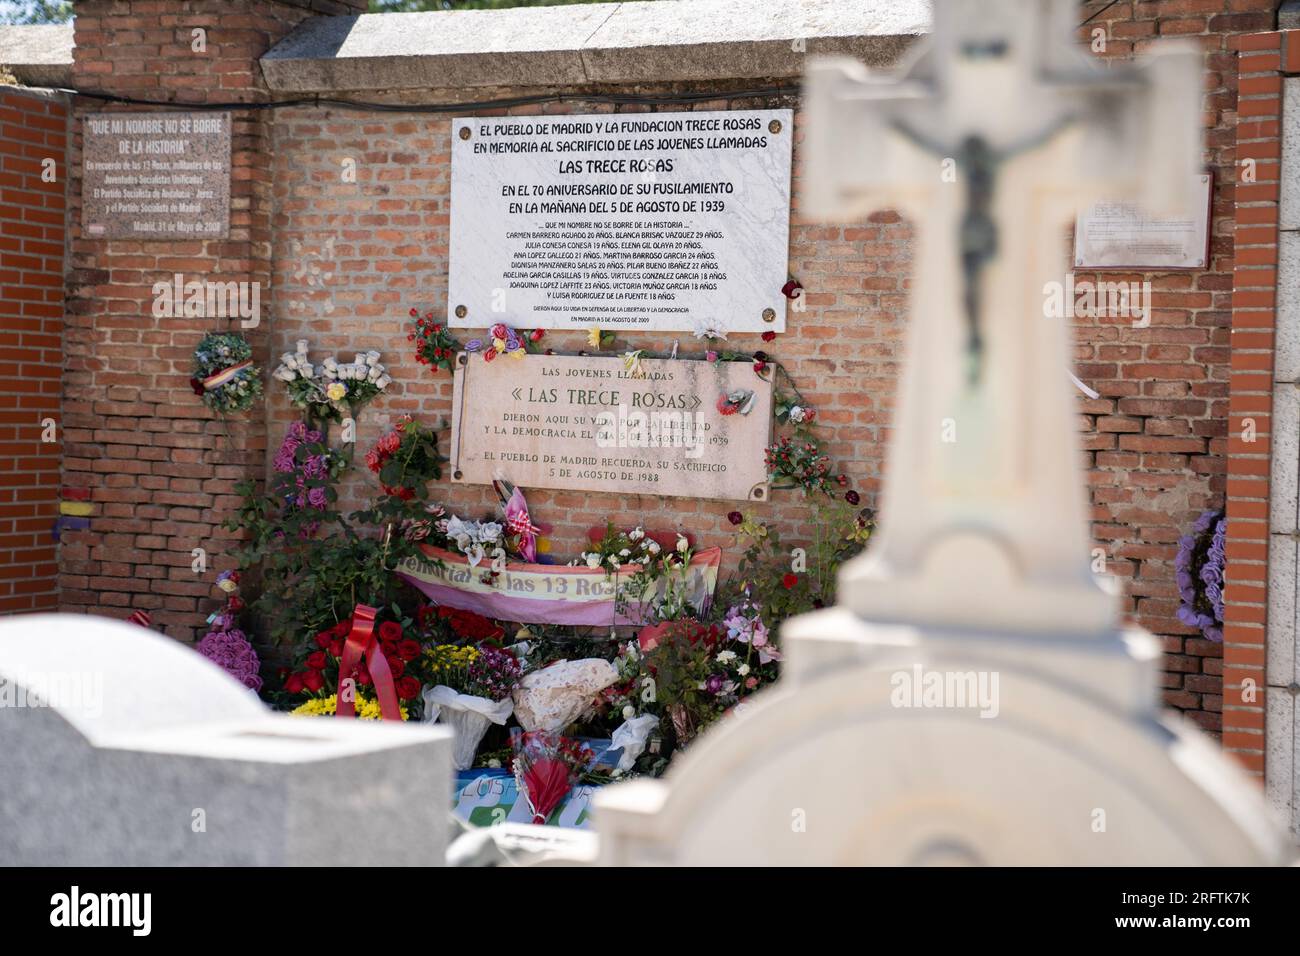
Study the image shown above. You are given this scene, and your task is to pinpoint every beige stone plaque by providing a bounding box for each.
[1073,174,1212,270]
[82,111,231,240]
[449,353,772,502]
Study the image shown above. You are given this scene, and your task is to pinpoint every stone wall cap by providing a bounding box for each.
[0,23,73,88]
[261,0,930,94]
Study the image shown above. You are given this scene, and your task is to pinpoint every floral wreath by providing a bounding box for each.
[191,332,262,415]
[1176,508,1225,642]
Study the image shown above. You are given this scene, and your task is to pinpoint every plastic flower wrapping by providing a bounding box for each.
[510,729,593,825]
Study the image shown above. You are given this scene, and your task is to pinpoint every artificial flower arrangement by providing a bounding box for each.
[190,332,263,415]
[195,570,263,691]
[408,309,461,373]
[273,339,392,423]
[571,523,702,622]
[283,613,424,715]
[1176,508,1225,642]
[463,323,545,363]
[365,415,442,501]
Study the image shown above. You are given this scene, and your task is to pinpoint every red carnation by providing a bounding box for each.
[727,511,743,525]
[782,572,798,589]
[781,279,803,299]
[761,330,777,342]
[378,621,403,642]
[396,676,422,701]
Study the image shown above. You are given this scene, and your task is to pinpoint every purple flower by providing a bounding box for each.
[196,627,262,691]
[307,486,327,508]
[1175,508,1225,643]
[465,339,483,353]
[706,673,724,695]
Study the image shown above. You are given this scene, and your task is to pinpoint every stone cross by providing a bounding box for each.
[591,0,1288,867]
[802,0,1201,638]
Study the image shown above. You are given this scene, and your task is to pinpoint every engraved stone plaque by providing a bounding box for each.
[82,111,231,240]
[449,353,772,502]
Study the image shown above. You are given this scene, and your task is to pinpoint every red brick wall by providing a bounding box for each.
[1219,27,1297,779]
[0,87,66,615]
[59,1,363,641]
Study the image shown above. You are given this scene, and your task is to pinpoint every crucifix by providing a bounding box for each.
[802,0,1201,638]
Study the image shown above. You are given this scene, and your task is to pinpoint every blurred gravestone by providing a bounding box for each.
[0,614,452,865]
[592,0,1290,865]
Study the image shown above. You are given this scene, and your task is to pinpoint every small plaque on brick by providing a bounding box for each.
[81,111,231,240]
[1073,174,1212,270]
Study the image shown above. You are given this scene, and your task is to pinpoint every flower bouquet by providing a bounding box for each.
[408,309,460,373]
[273,340,391,423]
[284,616,423,705]
[421,643,521,769]
[509,729,594,825]
[364,415,442,501]
[191,332,262,415]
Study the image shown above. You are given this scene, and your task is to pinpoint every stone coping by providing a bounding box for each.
[0,23,73,88]
[260,0,929,94]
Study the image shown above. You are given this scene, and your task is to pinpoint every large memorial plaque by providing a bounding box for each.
[82,111,231,240]
[1073,173,1211,270]
[448,108,793,334]
[449,354,772,502]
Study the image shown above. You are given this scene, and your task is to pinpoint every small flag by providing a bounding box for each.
[128,610,152,628]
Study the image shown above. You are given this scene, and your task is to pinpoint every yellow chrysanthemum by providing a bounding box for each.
[586,327,602,349]
[290,693,408,721]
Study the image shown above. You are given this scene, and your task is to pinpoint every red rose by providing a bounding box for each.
[484,348,497,363]
[284,672,305,694]
[329,637,345,657]
[378,621,403,642]
[397,639,421,661]
[302,669,325,692]
[396,676,421,701]
[189,377,205,396]
[306,651,328,670]
[761,330,777,342]
[781,279,803,299]
[315,631,333,648]
[782,572,798,589]
[529,328,545,342]
[385,657,406,679]
[355,663,373,687]
[331,620,352,638]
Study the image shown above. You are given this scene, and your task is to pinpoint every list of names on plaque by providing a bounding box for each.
[82,111,231,240]
[1073,174,1211,270]
[448,108,793,334]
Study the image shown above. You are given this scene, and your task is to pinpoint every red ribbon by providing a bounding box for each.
[334,604,402,721]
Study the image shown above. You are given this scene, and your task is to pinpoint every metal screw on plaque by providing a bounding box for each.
[459,127,472,140]
[752,487,765,500]
[762,308,776,323]
[455,304,468,319]
[458,353,469,367]
[453,470,464,480]
[769,119,782,135]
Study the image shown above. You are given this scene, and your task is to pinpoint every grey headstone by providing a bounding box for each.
[0,614,452,865]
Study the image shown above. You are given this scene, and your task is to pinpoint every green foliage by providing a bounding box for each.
[0,1,72,26]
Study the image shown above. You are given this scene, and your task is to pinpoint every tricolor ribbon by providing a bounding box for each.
[334,603,401,721]
[202,360,252,392]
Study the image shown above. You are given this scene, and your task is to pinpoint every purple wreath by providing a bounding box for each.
[1175,508,1225,643]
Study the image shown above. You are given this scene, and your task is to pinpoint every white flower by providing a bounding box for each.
[647,541,661,555]
[737,663,750,676]
[716,650,737,664]
[477,521,504,543]
[487,758,501,769]
[619,548,630,557]
[693,319,727,341]
[629,527,644,541]
[788,405,806,424]
[676,535,689,554]
[607,555,621,570]
[586,553,601,569]
[622,705,635,720]
[610,768,624,778]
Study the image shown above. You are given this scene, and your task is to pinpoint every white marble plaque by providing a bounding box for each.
[1073,174,1211,270]
[449,353,772,502]
[448,109,793,333]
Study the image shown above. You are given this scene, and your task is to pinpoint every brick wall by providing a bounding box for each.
[59,0,364,642]
[269,32,1224,734]
[51,0,1283,734]
[0,86,66,615]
